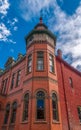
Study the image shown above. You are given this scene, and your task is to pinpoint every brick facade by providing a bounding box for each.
[0,18,81,130]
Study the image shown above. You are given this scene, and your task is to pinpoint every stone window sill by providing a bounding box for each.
[36,70,45,72]
[9,123,15,126]
[49,71,56,75]
[21,121,28,124]
[34,121,47,124]
[52,120,60,124]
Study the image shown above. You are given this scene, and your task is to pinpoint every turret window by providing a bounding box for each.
[37,51,44,71]
[23,93,29,121]
[27,54,32,73]
[52,93,59,121]
[4,104,10,124]
[36,91,45,120]
[49,54,54,72]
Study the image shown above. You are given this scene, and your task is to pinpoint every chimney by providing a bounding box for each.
[57,49,62,58]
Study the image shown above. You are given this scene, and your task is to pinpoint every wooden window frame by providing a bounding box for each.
[27,54,32,73]
[10,102,17,124]
[4,104,10,124]
[52,93,59,121]
[37,51,44,71]
[36,91,45,120]
[49,54,54,73]
[22,93,29,121]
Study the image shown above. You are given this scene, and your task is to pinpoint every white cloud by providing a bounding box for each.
[0,23,11,42]
[0,23,17,43]
[7,18,18,31]
[0,1,18,43]
[0,0,10,16]
[19,0,54,20]
[13,26,18,31]
[7,18,18,26]
[18,0,81,71]
[49,1,81,70]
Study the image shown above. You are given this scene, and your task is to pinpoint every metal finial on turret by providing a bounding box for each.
[40,17,43,23]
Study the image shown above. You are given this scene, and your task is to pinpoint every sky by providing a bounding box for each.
[0,0,81,71]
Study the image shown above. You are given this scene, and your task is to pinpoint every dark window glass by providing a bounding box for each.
[69,77,73,87]
[77,107,81,122]
[37,52,44,70]
[36,91,45,120]
[10,73,15,90]
[23,93,29,121]
[16,70,21,87]
[4,104,10,124]
[27,54,32,73]
[10,102,17,123]
[52,93,59,121]
[1,79,8,94]
[49,54,54,72]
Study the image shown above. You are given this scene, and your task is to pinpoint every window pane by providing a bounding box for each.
[16,70,21,86]
[49,54,54,72]
[37,52,44,70]
[27,55,32,73]
[10,102,17,123]
[37,99,44,109]
[52,93,59,121]
[36,91,45,120]
[4,104,10,124]
[23,93,29,121]
[10,74,15,90]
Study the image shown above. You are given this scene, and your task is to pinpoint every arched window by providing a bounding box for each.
[23,93,29,121]
[10,102,17,123]
[4,104,10,124]
[52,93,59,121]
[36,91,45,120]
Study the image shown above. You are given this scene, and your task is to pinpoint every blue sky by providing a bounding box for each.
[0,0,81,71]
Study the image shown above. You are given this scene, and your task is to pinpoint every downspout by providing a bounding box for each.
[60,61,70,130]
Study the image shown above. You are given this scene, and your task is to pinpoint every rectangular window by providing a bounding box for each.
[16,70,21,87]
[27,54,32,73]
[49,54,54,72]
[37,51,44,71]
[77,106,81,123]
[1,79,8,94]
[10,73,15,90]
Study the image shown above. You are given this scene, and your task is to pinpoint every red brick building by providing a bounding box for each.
[0,18,81,130]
